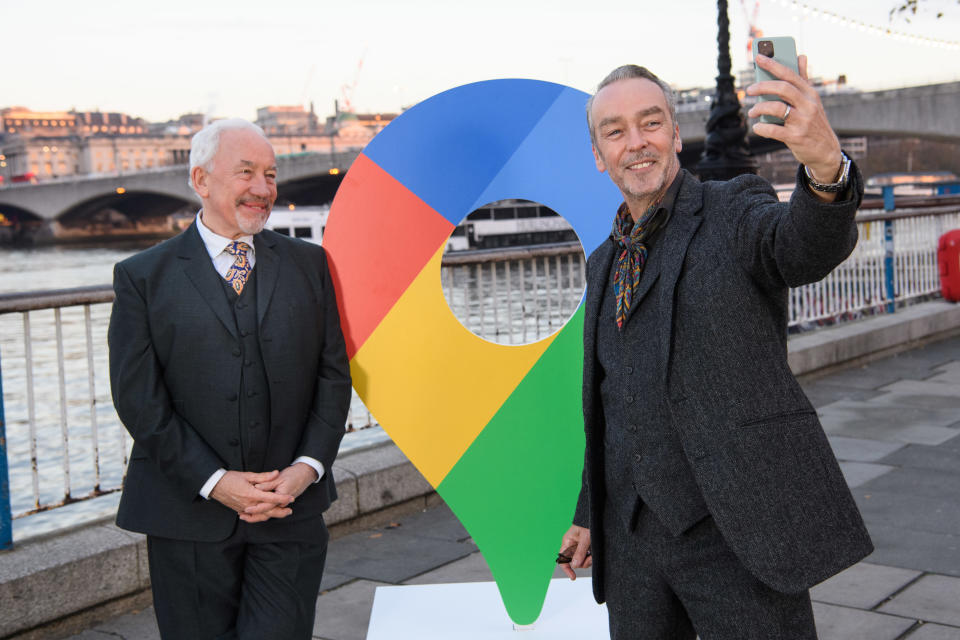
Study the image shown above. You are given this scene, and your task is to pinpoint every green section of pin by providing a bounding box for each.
[438,307,586,625]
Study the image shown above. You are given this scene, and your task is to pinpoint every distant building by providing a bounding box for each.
[256,104,320,135]
[0,107,195,182]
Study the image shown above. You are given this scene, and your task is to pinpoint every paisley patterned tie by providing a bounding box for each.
[224,241,253,294]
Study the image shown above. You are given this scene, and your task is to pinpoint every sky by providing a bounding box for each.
[3,0,959,123]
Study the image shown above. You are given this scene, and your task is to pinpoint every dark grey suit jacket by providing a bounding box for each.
[574,168,873,602]
[108,223,351,543]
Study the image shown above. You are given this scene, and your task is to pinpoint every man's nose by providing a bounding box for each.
[249,174,272,197]
[625,127,647,150]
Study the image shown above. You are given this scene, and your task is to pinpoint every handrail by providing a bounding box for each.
[0,285,114,314]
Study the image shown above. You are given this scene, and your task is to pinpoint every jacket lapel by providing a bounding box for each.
[253,233,280,327]
[656,172,704,379]
[179,224,239,340]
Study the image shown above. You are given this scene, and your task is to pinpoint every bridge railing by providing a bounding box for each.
[2,201,958,549]
[0,287,378,549]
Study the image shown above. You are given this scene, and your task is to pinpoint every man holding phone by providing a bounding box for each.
[557,52,872,639]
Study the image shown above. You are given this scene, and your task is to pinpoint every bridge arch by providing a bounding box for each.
[277,172,345,207]
[56,189,194,229]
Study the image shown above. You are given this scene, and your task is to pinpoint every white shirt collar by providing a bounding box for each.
[195,210,256,260]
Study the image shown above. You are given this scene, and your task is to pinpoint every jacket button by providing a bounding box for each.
[232,349,241,357]
[628,423,639,432]
[626,395,634,404]
[246,389,257,397]
[634,453,643,462]
[228,438,239,446]
[625,366,634,374]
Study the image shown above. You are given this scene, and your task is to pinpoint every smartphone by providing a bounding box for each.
[752,36,799,125]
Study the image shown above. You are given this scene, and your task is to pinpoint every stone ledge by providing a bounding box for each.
[788,300,960,377]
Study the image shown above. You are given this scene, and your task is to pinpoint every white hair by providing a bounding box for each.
[188,119,269,191]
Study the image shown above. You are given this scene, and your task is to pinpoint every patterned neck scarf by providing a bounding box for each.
[611,199,665,330]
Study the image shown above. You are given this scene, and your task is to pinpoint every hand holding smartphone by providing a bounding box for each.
[752,37,799,125]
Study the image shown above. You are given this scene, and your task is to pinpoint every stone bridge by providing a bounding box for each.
[0,149,361,223]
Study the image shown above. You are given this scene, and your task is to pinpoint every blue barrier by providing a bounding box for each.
[0,347,12,550]
[883,186,896,315]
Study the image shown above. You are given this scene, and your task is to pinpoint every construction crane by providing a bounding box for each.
[339,50,367,114]
[741,0,763,64]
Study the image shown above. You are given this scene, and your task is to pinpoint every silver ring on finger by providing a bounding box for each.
[783,104,792,122]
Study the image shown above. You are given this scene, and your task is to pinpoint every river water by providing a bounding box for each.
[0,242,387,541]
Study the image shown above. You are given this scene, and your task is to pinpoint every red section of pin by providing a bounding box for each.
[323,153,455,358]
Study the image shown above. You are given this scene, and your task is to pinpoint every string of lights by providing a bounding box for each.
[774,0,960,50]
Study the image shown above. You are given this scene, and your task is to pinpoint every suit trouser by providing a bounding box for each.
[147,520,329,640]
[603,502,817,640]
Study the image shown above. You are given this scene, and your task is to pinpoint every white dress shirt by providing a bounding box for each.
[194,212,325,499]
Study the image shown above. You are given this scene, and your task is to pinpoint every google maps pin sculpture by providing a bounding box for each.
[323,79,622,625]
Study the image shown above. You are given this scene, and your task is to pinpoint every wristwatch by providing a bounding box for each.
[804,151,851,193]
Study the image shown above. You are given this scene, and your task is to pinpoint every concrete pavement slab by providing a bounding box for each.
[859,467,960,499]
[813,365,914,391]
[313,579,389,640]
[799,381,883,408]
[869,390,960,412]
[404,551,495,584]
[904,623,960,639]
[936,432,960,454]
[817,400,960,445]
[319,571,354,592]
[810,562,921,609]
[879,442,960,474]
[877,378,960,400]
[856,491,960,535]
[926,362,960,385]
[323,527,476,583]
[860,524,960,577]
[839,461,897,487]
[812,602,916,640]
[63,606,159,640]
[827,435,906,462]
[879,574,960,627]
[389,503,471,543]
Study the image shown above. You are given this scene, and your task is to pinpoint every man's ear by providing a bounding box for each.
[593,145,606,173]
[191,166,209,198]
[674,124,682,153]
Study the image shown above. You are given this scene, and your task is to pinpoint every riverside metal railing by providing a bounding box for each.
[788,204,960,327]
[1,202,958,549]
[0,286,381,549]
[441,242,586,344]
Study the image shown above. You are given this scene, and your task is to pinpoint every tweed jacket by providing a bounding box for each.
[108,223,351,543]
[574,167,873,602]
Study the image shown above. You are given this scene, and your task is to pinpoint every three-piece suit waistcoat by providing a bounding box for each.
[596,231,708,536]
[222,270,272,473]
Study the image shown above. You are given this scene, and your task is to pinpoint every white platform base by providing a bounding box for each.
[366,578,609,639]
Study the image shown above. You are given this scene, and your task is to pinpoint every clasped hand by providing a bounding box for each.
[210,463,318,523]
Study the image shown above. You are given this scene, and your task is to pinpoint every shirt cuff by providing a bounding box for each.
[200,468,227,499]
[293,456,325,483]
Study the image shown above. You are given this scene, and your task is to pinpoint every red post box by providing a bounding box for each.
[939,229,960,302]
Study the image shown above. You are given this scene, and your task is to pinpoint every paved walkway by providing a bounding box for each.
[65,335,960,640]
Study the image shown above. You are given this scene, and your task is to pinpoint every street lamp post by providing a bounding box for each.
[695,0,758,181]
